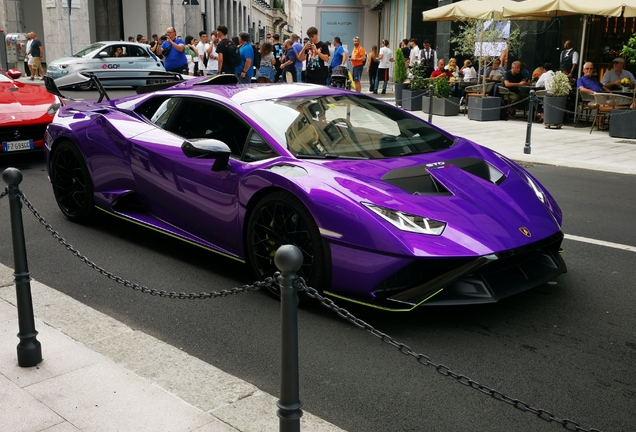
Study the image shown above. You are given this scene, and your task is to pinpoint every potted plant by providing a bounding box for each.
[543,71,571,127]
[394,48,408,106]
[422,76,460,116]
[450,17,523,121]
[402,61,428,111]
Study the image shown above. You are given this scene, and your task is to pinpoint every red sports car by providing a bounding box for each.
[0,68,61,154]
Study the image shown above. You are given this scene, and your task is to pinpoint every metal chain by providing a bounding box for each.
[542,98,635,119]
[17,191,271,299]
[422,90,532,111]
[296,279,603,432]
[0,188,7,200]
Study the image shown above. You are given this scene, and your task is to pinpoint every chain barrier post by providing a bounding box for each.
[274,245,304,432]
[524,90,535,154]
[2,168,42,367]
[428,83,434,123]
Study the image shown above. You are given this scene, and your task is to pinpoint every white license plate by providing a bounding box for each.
[2,140,34,152]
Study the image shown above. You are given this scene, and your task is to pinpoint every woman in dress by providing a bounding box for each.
[255,42,276,83]
[367,45,379,92]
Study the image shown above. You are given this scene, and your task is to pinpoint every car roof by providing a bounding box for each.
[168,81,359,105]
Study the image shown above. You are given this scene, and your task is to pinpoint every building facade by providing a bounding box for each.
[1,0,302,66]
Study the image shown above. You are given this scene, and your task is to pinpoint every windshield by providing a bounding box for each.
[0,72,13,83]
[242,95,455,159]
[74,42,106,57]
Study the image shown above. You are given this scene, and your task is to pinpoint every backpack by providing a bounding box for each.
[361,53,368,67]
[222,39,241,68]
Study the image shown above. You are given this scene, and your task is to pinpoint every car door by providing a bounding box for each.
[128,96,254,256]
[122,44,161,70]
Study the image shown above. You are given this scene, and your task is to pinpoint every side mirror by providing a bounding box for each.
[7,68,22,79]
[98,51,109,58]
[181,139,231,172]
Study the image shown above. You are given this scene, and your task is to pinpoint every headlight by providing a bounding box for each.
[363,203,446,235]
[526,175,546,204]
[47,96,62,116]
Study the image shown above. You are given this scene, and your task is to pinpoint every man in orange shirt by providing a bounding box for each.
[350,36,366,93]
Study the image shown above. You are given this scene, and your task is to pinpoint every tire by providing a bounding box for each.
[50,140,95,222]
[246,191,329,299]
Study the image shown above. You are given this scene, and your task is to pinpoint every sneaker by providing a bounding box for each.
[381,91,386,94]
[29,77,34,81]
[372,91,378,94]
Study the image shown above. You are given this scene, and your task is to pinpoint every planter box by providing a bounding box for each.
[609,109,636,138]
[543,96,568,126]
[468,96,501,121]
[401,89,426,111]
[422,96,460,116]
[394,83,409,106]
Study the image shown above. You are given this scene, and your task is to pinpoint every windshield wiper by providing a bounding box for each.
[295,153,367,160]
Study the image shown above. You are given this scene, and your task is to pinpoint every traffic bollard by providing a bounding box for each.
[274,245,304,432]
[2,168,42,367]
[524,90,535,154]
[428,83,434,123]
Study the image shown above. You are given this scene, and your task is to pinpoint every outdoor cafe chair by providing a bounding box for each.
[590,93,632,133]
[575,91,597,126]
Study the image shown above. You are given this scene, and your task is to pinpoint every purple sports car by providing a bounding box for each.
[44,76,566,311]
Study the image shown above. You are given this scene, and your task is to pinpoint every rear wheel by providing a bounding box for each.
[50,141,95,222]
[247,191,328,299]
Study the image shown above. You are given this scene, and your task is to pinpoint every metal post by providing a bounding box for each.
[428,83,434,123]
[2,168,42,367]
[524,90,535,154]
[274,245,304,432]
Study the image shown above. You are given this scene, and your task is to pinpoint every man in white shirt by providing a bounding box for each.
[408,38,420,68]
[196,31,210,76]
[374,39,394,94]
[205,31,219,75]
[535,62,555,91]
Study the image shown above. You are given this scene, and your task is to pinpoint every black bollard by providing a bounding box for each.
[428,83,435,123]
[275,245,304,432]
[524,90,535,154]
[2,168,42,367]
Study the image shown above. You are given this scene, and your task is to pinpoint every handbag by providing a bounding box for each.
[162,44,172,57]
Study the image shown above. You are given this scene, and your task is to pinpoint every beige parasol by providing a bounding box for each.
[422,0,548,22]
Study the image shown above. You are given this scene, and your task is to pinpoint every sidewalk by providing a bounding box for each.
[0,264,343,432]
[4,77,635,432]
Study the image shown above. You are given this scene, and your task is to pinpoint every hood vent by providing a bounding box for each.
[381,157,505,195]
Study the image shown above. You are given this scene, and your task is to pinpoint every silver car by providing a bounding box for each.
[46,41,165,89]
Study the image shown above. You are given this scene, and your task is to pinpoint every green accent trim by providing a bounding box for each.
[96,207,245,263]
[323,288,444,312]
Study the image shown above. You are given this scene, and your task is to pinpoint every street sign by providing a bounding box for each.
[266,33,271,38]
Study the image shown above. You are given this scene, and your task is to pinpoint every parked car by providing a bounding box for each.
[43,76,566,310]
[0,68,61,154]
[46,41,165,89]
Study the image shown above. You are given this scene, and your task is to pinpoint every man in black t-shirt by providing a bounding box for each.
[304,26,329,85]
[216,25,236,75]
[272,34,284,82]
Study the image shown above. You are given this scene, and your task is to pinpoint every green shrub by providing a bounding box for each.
[409,61,428,91]
[394,48,407,84]
[432,76,451,98]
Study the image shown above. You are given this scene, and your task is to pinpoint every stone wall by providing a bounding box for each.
[42,0,91,61]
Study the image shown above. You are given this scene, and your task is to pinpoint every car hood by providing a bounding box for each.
[0,83,56,124]
[291,139,562,256]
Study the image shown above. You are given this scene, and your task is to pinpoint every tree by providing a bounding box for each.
[394,48,407,84]
[450,16,524,96]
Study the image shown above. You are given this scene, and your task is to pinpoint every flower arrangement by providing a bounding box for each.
[547,71,572,97]
[621,77,631,86]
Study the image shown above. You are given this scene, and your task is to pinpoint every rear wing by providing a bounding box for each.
[44,70,186,103]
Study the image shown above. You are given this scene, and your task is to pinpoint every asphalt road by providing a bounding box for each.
[1,125,635,431]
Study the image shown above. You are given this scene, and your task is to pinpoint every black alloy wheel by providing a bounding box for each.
[247,191,328,298]
[50,140,95,222]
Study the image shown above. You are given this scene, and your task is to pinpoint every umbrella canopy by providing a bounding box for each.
[501,0,629,18]
[422,0,548,21]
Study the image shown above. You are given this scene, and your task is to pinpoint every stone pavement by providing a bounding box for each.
[2,77,634,432]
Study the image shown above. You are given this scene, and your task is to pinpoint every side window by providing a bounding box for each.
[129,45,149,58]
[243,131,278,162]
[167,97,250,157]
[150,98,181,129]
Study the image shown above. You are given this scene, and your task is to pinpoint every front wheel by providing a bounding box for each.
[50,140,95,222]
[246,191,329,299]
